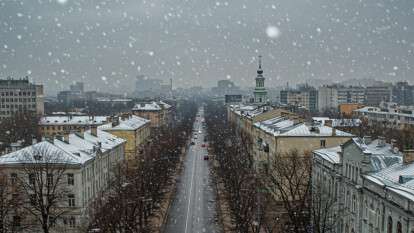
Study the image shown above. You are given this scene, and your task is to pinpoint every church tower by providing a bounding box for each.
[253,55,267,104]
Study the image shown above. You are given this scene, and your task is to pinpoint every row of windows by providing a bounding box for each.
[345,162,360,182]
[1,98,36,102]
[10,173,74,186]
[12,215,77,228]
[42,125,86,131]
[0,91,36,96]
[0,104,36,109]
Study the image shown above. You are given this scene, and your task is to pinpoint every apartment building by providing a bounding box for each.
[132,101,172,128]
[252,116,353,172]
[312,137,414,233]
[227,104,300,138]
[0,127,126,232]
[354,105,414,129]
[365,83,392,106]
[38,115,109,136]
[0,77,44,120]
[337,86,366,105]
[100,114,150,162]
[280,85,318,112]
[392,81,414,106]
[318,85,338,112]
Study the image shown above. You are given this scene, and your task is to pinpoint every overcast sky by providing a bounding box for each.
[0,0,413,95]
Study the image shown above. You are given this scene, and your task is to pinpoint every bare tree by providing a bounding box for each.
[0,171,24,233]
[265,150,312,233]
[16,144,71,233]
[88,100,198,233]
[0,112,39,151]
[205,101,259,233]
[311,180,343,233]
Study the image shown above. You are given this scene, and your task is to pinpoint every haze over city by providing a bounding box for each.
[1,0,413,95]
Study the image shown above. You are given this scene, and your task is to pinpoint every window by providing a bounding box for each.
[397,221,402,233]
[28,173,35,185]
[67,173,74,185]
[10,173,17,184]
[30,194,37,205]
[68,194,75,207]
[388,216,393,233]
[47,174,53,186]
[69,216,76,228]
[12,216,21,227]
[320,139,326,147]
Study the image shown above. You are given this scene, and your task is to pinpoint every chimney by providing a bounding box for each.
[377,136,386,147]
[390,139,397,151]
[106,116,113,123]
[403,149,414,165]
[76,127,85,139]
[91,125,98,137]
[46,136,55,144]
[332,127,337,136]
[63,131,70,144]
[32,137,37,145]
[363,136,372,145]
[112,117,120,127]
[325,119,333,127]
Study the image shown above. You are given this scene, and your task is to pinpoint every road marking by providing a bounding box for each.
[185,118,199,233]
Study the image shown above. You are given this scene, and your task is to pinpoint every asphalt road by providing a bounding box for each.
[164,107,220,233]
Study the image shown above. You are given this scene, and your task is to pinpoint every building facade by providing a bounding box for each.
[100,114,150,162]
[354,105,414,129]
[312,137,414,233]
[39,115,109,136]
[392,81,414,106]
[365,83,392,106]
[0,128,126,232]
[132,101,172,128]
[337,86,366,105]
[318,85,339,112]
[0,77,44,120]
[280,85,318,112]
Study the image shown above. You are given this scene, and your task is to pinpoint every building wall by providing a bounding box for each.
[318,86,338,112]
[0,143,124,232]
[339,103,365,117]
[0,78,44,120]
[105,124,150,161]
[313,141,414,233]
[133,110,162,127]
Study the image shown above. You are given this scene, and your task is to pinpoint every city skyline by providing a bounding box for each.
[1,0,413,95]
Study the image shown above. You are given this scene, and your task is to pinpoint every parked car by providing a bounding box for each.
[203,155,209,160]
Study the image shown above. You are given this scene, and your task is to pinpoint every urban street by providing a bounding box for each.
[164,107,221,233]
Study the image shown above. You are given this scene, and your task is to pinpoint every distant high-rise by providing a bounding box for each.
[69,82,84,94]
[280,84,318,112]
[0,76,44,120]
[253,55,267,104]
[365,82,392,106]
[392,81,414,106]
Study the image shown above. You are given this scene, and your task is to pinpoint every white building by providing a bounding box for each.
[0,77,44,120]
[318,86,338,112]
[0,127,126,232]
[312,137,414,233]
[354,105,414,129]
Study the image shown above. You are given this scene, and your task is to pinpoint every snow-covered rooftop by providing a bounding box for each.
[312,117,361,127]
[255,116,353,137]
[314,138,402,169]
[355,106,414,117]
[0,129,125,166]
[99,115,150,131]
[132,101,162,111]
[39,116,108,125]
